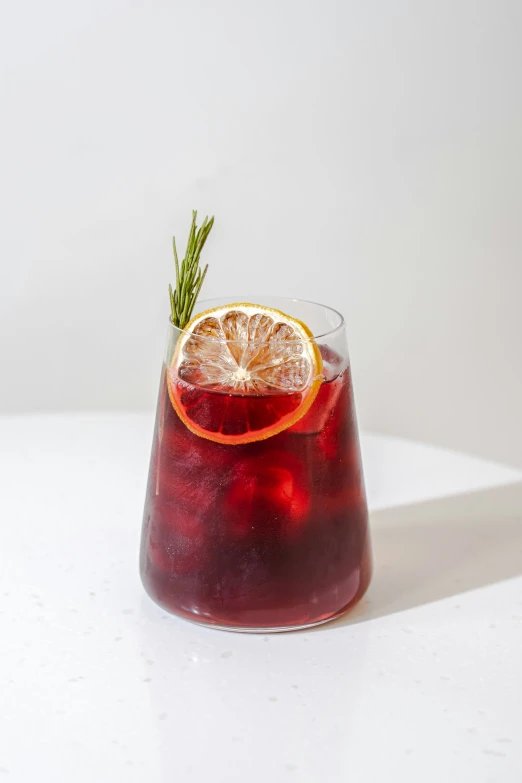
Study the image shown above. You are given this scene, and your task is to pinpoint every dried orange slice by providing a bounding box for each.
[167,303,323,444]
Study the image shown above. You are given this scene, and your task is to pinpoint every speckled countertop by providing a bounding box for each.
[1,414,521,782]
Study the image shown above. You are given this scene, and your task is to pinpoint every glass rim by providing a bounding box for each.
[167,296,345,343]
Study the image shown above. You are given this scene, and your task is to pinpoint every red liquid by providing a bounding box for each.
[140,353,371,630]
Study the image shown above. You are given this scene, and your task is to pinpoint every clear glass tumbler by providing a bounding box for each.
[140,297,372,631]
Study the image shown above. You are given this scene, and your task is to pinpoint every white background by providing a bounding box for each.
[1,0,521,466]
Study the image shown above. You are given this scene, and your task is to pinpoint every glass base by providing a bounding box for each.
[187,614,341,633]
[147,587,369,633]
[142,552,372,633]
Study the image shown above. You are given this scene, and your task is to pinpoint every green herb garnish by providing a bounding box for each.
[168,210,214,329]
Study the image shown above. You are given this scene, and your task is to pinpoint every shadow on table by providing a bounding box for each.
[325,479,522,629]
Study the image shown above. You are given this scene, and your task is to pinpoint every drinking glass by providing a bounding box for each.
[140,297,372,631]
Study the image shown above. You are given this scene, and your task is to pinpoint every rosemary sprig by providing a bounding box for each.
[168,210,214,329]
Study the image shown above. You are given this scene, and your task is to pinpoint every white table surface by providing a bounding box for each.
[1,413,522,783]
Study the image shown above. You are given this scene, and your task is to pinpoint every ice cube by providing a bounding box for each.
[223,451,310,538]
[318,344,344,382]
[159,417,234,499]
[289,374,344,435]
[148,503,207,575]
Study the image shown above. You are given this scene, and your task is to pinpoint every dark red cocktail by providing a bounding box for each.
[140,330,371,630]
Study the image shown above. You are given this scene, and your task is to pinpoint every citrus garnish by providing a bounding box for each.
[167,303,323,444]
